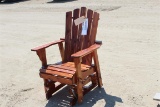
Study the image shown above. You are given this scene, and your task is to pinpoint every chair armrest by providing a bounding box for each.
[31,40,64,51]
[71,44,101,58]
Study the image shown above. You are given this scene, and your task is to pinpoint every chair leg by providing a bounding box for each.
[43,79,55,100]
[93,50,103,88]
[83,75,98,96]
[96,71,103,88]
[74,57,83,103]
[43,79,65,100]
[91,73,97,85]
[77,80,83,103]
[69,85,77,106]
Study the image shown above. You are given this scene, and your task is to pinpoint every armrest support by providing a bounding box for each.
[31,39,65,67]
[36,48,47,67]
[71,44,101,58]
[31,40,64,51]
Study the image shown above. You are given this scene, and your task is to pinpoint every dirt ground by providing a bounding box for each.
[0,0,160,107]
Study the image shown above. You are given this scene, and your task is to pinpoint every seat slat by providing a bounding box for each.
[40,62,92,80]
[40,69,73,78]
[65,62,90,68]
[51,65,76,71]
[62,62,91,71]
[52,62,90,71]
[40,73,73,85]
[47,66,75,74]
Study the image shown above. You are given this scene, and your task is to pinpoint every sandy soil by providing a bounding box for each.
[0,0,160,107]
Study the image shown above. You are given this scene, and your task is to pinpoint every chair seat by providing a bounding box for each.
[39,62,93,85]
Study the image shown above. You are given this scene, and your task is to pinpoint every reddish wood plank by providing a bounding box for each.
[77,7,87,52]
[90,12,99,45]
[92,50,103,87]
[71,8,80,56]
[81,68,94,79]
[64,11,72,62]
[44,79,56,99]
[51,65,76,71]
[71,44,101,58]
[81,7,87,16]
[40,69,73,78]
[47,66,75,74]
[61,62,72,67]
[62,62,91,70]
[58,42,64,62]
[79,7,87,64]
[86,9,93,47]
[83,9,94,65]
[36,48,47,67]
[74,57,83,103]
[40,73,73,85]
[82,8,90,50]
[31,40,64,51]
[52,62,90,71]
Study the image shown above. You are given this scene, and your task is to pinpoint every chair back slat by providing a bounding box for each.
[77,7,87,52]
[64,11,72,62]
[71,9,80,56]
[82,9,94,65]
[90,12,99,45]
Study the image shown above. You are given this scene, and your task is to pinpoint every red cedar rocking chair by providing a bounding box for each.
[31,7,103,105]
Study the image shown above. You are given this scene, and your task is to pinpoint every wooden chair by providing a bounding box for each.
[31,7,103,105]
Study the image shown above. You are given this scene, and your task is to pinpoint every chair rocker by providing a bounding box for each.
[31,7,103,105]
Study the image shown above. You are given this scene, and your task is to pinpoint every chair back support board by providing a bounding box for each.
[64,7,99,65]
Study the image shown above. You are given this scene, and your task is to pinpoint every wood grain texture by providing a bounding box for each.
[71,44,101,58]
[40,69,74,78]
[92,50,103,87]
[74,57,83,103]
[36,48,47,67]
[90,12,99,45]
[79,7,87,51]
[40,73,73,85]
[40,62,91,78]
[31,40,64,51]
[84,9,94,65]
[64,11,72,62]
[58,42,64,62]
[71,9,80,56]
